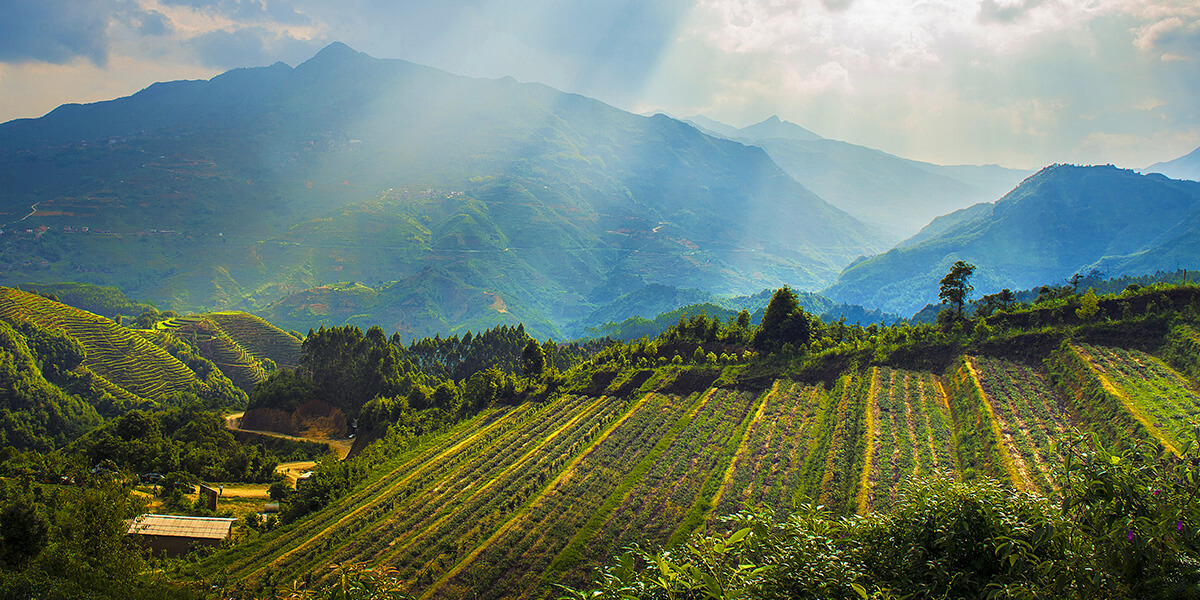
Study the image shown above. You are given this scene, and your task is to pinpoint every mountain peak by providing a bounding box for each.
[739,116,822,142]
[297,42,367,71]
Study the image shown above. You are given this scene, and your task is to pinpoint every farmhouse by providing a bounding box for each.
[125,514,236,557]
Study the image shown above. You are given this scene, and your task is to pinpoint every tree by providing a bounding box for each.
[997,288,1016,310]
[1076,287,1099,320]
[939,261,976,318]
[753,286,813,354]
[521,339,546,379]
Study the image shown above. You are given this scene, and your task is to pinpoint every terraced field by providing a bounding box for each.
[710,380,826,520]
[971,355,1071,494]
[0,287,207,403]
[154,316,268,390]
[858,367,956,512]
[1073,343,1200,455]
[201,312,302,370]
[199,338,1200,599]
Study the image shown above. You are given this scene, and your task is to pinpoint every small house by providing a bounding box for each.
[126,514,236,557]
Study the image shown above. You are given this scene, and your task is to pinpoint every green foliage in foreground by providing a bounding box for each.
[0,479,194,600]
[563,430,1200,600]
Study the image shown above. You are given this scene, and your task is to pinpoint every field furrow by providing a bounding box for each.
[424,392,703,600]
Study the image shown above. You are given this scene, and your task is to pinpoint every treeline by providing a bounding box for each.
[20,282,158,321]
[250,323,596,421]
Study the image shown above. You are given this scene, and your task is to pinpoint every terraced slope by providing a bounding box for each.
[858,367,956,512]
[154,316,269,390]
[200,312,302,370]
[0,287,207,404]
[971,355,1071,494]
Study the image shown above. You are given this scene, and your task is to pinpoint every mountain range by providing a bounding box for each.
[4,42,1200,335]
[683,115,1030,239]
[824,164,1200,315]
[0,42,891,339]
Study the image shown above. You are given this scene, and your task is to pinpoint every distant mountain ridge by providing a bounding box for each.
[682,115,1028,238]
[0,43,887,340]
[823,164,1200,315]
[1147,146,1200,182]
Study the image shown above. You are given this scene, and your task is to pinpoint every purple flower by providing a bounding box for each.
[1153,489,1160,496]
[1128,530,1135,541]
[1179,521,1185,532]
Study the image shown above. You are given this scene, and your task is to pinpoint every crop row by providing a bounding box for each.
[943,357,1019,485]
[1046,343,1152,450]
[202,311,302,369]
[337,395,627,585]
[816,373,871,514]
[971,355,1070,494]
[860,367,956,512]
[428,392,708,600]
[1075,343,1200,454]
[259,394,599,582]
[234,394,626,592]
[217,401,545,585]
[574,388,760,566]
[712,380,824,520]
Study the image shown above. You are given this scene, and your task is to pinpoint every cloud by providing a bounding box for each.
[160,0,310,26]
[188,27,320,68]
[136,10,173,36]
[1136,15,1200,59]
[978,0,1046,24]
[0,0,121,64]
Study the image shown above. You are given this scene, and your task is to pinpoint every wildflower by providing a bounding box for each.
[1128,530,1134,541]
[1179,521,1185,532]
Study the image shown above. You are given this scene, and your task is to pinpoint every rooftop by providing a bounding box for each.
[126,514,236,540]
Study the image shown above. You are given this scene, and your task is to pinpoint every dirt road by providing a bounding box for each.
[224,412,352,459]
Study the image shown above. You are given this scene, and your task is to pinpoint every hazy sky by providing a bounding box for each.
[1,0,1197,169]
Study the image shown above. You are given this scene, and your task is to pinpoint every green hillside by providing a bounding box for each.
[152,311,302,390]
[192,283,1200,599]
[825,165,1200,316]
[0,287,243,408]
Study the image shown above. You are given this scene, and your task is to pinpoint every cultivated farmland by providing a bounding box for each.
[1073,343,1200,455]
[859,367,956,512]
[970,355,1071,494]
[0,287,208,404]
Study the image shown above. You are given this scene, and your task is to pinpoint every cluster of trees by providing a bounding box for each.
[0,477,188,600]
[73,402,281,483]
[252,323,596,422]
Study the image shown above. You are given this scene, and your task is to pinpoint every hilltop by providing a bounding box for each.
[824,165,1200,315]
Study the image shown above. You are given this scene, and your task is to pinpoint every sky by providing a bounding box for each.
[0,0,1198,170]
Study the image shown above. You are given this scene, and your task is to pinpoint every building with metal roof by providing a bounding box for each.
[126,514,237,557]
